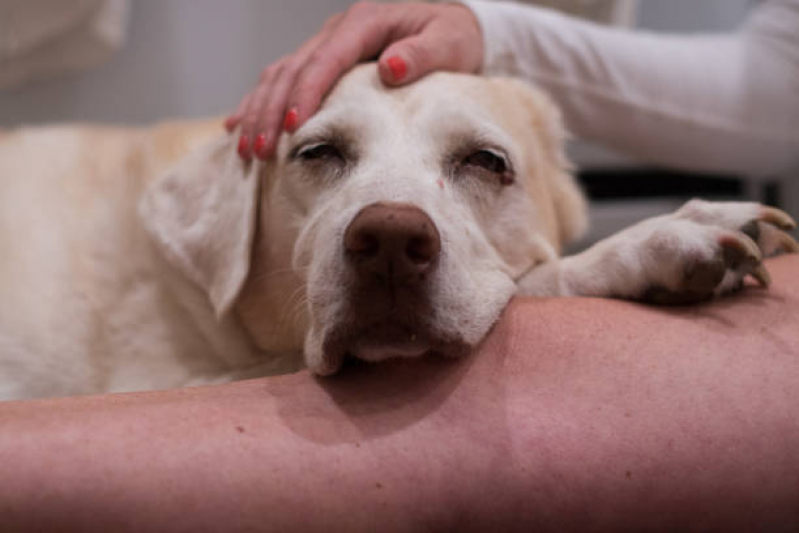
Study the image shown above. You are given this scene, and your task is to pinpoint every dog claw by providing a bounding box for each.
[720,233,762,266]
[760,207,797,231]
[750,264,771,287]
[779,233,799,254]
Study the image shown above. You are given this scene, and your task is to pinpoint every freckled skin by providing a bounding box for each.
[1,256,797,532]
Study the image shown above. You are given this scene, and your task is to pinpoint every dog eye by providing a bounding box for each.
[464,150,505,173]
[296,142,344,162]
[462,149,514,185]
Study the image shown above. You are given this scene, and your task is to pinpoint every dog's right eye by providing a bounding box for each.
[457,147,515,186]
[295,142,344,162]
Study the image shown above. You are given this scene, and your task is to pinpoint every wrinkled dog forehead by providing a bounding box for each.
[294,64,520,166]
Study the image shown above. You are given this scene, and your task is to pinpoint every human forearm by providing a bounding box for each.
[0,366,484,532]
[499,259,799,531]
[1,256,798,531]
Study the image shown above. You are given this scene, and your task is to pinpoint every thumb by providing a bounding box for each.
[378,31,457,86]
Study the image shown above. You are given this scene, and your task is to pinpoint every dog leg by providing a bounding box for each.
[518,200,798,303]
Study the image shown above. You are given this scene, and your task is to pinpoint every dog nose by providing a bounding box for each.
[344,202,441,284]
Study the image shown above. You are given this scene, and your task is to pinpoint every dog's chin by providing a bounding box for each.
[315,320,469,375]
[352,340,430,362]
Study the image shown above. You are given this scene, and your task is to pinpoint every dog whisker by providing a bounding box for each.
[249,266,309,285]
[277,285,309,331]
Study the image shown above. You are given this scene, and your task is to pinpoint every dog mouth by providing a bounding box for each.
[350,322,431,361]
[321,315,469,371]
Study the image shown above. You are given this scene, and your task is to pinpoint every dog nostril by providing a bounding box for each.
[406,235,436,264]
[344,202,441,282]
[346,231,380,258]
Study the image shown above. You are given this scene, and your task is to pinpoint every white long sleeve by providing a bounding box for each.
[464,0,799,177]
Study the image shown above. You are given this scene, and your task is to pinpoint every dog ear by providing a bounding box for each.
[140,135,261,318]
[516,81,588,250]
[540,105,587,250]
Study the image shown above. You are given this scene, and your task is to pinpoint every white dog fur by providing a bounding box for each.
[0,64,795,400]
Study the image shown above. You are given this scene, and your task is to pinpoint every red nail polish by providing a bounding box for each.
[238,135,251,161]
[283,108,298,132]
[224,117,237,131]
[253,133,268,159]
[386,56,407,82]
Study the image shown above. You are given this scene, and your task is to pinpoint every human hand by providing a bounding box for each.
[225,2,483,161]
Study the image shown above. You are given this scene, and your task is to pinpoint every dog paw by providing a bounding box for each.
[631,200,797,304]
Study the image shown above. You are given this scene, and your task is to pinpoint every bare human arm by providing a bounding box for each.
[1,255,798,532]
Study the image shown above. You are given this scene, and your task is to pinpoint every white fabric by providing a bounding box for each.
[464,0,799,177]
[0,0,130,90]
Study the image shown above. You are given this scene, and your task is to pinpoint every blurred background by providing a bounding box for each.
[3,0,789,247]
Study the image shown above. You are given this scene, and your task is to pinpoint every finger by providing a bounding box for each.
[243,76,279,161]
[287,5,400,131]
[238,68,278,162]
[377,25,472,86]
[253,66,299,160]
[232,12,343,154]
[232,94,255,161]
[252,30,335,159]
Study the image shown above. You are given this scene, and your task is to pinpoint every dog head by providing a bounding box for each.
[142,64,586,374]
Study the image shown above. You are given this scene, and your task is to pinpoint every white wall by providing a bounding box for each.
[637,0,754,32]
[0,0,752,127]
[0,0,354,126]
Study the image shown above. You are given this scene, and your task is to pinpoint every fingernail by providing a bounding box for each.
[224,117,237,131]
[386,56,407,82]
[238,135,251,161]
[283,108,298,132]
[253,133,268,160]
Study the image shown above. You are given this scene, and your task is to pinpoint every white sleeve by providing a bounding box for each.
[463,0,799,177]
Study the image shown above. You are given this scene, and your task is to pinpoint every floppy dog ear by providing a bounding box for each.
[140,135,261,318]
[519,82,588,250]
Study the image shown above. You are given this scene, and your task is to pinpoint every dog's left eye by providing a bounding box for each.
[462,149,514,185]
[296,142,344,162]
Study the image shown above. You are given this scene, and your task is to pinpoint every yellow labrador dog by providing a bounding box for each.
[1,64,796,400]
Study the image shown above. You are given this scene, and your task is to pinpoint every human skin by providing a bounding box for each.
[1,255,798,532]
